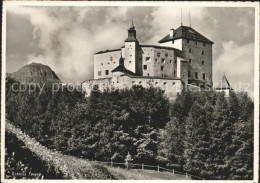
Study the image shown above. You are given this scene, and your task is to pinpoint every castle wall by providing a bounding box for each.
[94,50,121,79]
[83,72,184,100]
[136,47,143,76]
[110,73,184,100]
[82,78,112,96]
[182,39,212,84]
[153,48,175,78]
[141,47,155,76]
[125,42,137,73]
[181,60,189,84]
[140,46,178,78]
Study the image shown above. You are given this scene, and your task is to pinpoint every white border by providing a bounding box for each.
[1,1,259,183]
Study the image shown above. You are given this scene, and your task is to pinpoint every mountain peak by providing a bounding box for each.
[8,62,62,84]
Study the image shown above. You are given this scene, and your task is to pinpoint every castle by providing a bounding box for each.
[82,22,231,99]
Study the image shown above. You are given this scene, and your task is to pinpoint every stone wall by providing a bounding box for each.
[182,39,213,84]
[94,50,121,79]
[82,78,112,96]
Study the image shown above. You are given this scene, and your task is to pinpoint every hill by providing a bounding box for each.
[5,121,188,180]
[7,63,61,84]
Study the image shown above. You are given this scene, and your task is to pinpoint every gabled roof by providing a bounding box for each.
[158,25,214,44]
[215,75,232,90]
[111,64,137,76]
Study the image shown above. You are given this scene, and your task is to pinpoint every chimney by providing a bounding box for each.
[170,28,174,37]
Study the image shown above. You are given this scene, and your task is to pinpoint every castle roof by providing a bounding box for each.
[111,64,137,76]
[215,75,232,90]
[125,21,139,42]
[125,37,139,42]
[95,48,121,55]
[158,25,214,44]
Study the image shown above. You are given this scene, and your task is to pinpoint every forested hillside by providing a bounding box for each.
[5,76,254,180]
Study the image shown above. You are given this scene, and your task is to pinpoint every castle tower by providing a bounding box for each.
[159,25,214,86]
[124,22,139,74]
[215,74,232,97]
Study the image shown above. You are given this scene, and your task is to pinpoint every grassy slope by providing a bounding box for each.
[107,167,190,180]
[5,121,188,180]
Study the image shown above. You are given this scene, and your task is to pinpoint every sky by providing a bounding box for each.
[5,6,255,96]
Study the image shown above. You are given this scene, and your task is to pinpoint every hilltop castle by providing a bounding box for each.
[82,22,231,99]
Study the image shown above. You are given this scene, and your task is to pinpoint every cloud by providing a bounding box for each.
[144,7,206,44]
[213,41,254,97]
[7,6,132,83]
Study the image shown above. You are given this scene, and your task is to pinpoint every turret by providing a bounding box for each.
[215,74,232,97]
[125,21,138,43]
[124,22,139,74]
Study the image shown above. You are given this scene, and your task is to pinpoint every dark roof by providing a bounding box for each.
[111,65,137,76]
[125,36,139,42]
[158,25,214,44]
[215,75,232,90]
[141,45,184,58]
[95,48,121,55]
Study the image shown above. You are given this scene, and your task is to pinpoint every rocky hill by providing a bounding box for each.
[7,63,62,84]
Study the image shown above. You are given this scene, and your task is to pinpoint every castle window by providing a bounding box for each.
[146,57,151,62]
[155,82,158,85]
[114,62,116,65]
[98,71,101,76]
[202,61,205,65]
[203,73,206,80]
[110,56,113,61]
[147,73,149,76]
[107,63,110,66]
[189,59,192,63]
[187,39,189,43]
[144,65,147,70]
[170,60,172,63]
[161,66,164,71]
[130,55,132,57]
[195,72,198,79]
[188,71,191,77]
[164,82,167,85]
[203,42,206,47]
[202,51,204,55]
[101,63,103,67]
[105,70,109,75]
[129,61,132,64]
[155,59,157,62]
[189,48,191,53]
[161,58,165,64]
[172,40,175,44]
[157,52,161,57]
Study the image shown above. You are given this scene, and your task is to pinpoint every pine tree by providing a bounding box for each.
[183,95,212,179]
